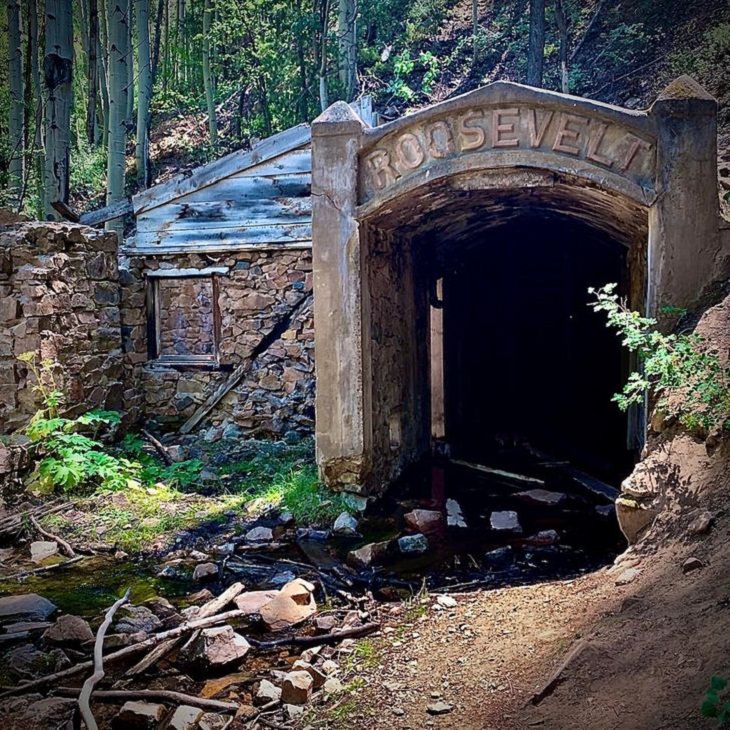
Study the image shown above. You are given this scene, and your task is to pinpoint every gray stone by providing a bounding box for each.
[484,545,513,569]
[398,533,429,554]
[184,625,251,668]
[682,557,704,574]
[15,698,78,729]
[168,705,204,730]
[404,509,442,534]
[0,593,57,622]
[43,615,94,645]
[315,615,338,632]
[281,670,313,704]
[343,494,368,512]
[324,677,344,694]
[333,511,359,535]
[525,529,560,546]
[687,509,713,535]
[234,590,279,615]
[30,540,59,563]
[615,567,641,586]
[115,605,163,635]
[193,562,218,581]
[427,701,454,715]
[245,526,274,543]
[254,679,282,706]
[112,701,166,729]
[516,489,566,506]
[198,713,230,730]
[347,540,390,568]
[269,570,296,586]
[292,659,327,689]
[490,511,522,532]
[446,498,467,528]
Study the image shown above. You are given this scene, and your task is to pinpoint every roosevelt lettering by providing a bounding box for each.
[364,105,653,193]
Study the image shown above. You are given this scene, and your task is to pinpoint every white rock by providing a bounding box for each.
[516,489,566,506]
[113,701,166,728]
[254,679,282,706]
[281,670,313,704]
[245,526,274,543]
[168,705,204,730]
[324,677,344,694]
[30,541,58,563]
[489,511,522,532]
[436,595,457,609]
[184,625,250,668]
[446,499,467,528]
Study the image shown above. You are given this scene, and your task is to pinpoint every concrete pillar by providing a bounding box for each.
[311,101,370,490]
[648,75,719,316]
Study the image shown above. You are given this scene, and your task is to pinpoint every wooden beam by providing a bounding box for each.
[80,198,133,226]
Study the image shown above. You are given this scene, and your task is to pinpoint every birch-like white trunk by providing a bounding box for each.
[135,0,152,185]
[43,0,73,219]
[106,0,130,238]
[6,0,25,208]
[201,0,217,146]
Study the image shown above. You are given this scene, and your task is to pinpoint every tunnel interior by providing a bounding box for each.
[363,173,648,487]
[437,213,633,482]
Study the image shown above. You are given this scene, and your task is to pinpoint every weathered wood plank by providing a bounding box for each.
[136,197,311,233]
[172,174,311,206]
[232,148,311,177]
[146,266,229,278]
[133,124,311,214]
[52,198,132,226]
[126,241,312,255]
[135,222,312,249]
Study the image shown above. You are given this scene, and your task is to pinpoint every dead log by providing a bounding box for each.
[30,515,75,558]
[450,459,546,486]
[247,622,380,650]
[55,687,238,713]
[79,589,131,730]
[124,637,179,677]
[0,608,246,698]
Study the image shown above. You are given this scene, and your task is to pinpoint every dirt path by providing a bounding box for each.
[317,569,623,729]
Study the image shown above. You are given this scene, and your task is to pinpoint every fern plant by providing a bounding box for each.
[588,285,730,433]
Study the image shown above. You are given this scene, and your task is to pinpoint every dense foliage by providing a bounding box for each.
[589,284,730,434]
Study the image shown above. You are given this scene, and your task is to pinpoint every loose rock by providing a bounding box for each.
[30,541,58,563]
[436,595,457,608]
[260,579,317,631]
[184,625,251,668]
[682,556,704,574]
[255,679,282,706]
[112,701,166,729]
[234,590,279,615]
[333,511,359,536]
[525,529,560,546]
[42,615,94,645]
[490,511,522,532]
[398,533,429,554]
[245,526,274,543]
[516,489,566,506]
[615,567,641,586]
[292,659,327,688]
[281,670,313,704]
[193,562,218,581]
[687,509,714,536]
[484,545,514,569]
[446,498,467,528]
[0,594,57,622]
[115,605,163,635]
[404,509,443,534]
[347,540,390,568]
[427,701,454,715]
[168,705,204,730]
[324,677,344,694]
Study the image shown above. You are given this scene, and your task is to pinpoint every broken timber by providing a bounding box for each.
[52,198,132,227]
[179,293,313,434]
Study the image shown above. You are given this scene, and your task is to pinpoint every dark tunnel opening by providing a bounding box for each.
[429,213,637,484]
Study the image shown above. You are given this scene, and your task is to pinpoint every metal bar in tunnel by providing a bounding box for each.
[430,277,445,441]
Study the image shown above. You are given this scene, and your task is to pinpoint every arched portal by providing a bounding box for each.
[311,79,719,494]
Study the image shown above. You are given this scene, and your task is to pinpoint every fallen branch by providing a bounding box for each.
[55,687,238,713]
[141,429,174,466]
[199,582,245,618]
[3,555,85,580]
[124,637,179,677]
[248,622,380,650]
[0,608,246,698]
[450,458,545,486]
[30,515,75,558]
[79,588,131,730]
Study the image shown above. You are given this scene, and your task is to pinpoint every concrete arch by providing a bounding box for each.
[311,78,720,493]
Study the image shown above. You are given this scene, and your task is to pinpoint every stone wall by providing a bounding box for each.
[0,222,135,434]
[120,248,315,438]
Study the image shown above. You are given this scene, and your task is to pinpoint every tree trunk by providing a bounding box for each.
[527,0,545,87]
[135,0,152,186]
[150,0,164,84]
[318,0,330,112]
[106,0,130,238]
[43,0,73,219]
[27,0,45,215]
[98,0,110,147]
[554,0,569,93]
[201,0,217,145]
[84,0,100,144]
[337,0,356,102]
[7,0,25,209]
[471,0,478,66]
[126,0,135,122]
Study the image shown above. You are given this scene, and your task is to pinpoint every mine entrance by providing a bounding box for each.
[435,213,634,483]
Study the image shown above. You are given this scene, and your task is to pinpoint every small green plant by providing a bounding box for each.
[18,353,137,494]
[702,676,730,725]
[589,285,730,433]
[120,434,202,489]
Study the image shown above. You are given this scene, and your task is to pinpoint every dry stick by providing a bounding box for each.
[3,555,85,581]
[248,622,380,650]
[30,515,76,557]
[0,608,247,699]
[55,687,238,713]
[78,588,131,730]
[141,428,173,466]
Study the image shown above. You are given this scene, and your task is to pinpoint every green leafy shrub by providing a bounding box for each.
[120,434,202,489]
[702,676,730,725]
[19,353,137,494]
[588,285,730,433]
